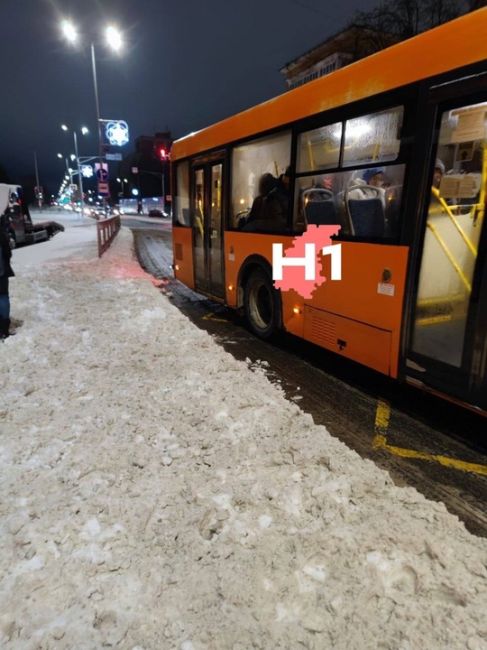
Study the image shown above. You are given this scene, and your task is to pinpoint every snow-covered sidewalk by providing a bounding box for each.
[1,227,486,649]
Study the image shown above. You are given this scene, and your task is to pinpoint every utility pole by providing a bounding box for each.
[73,131,85,219]
[91,43,107,216]
[34,151,42,209]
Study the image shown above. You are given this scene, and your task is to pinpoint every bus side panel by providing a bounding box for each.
[173,226,195,290]
[224,232,306,337]
[305,243,409,378]
[225,233,409,378]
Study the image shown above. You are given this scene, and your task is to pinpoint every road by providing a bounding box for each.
[125,217,487,537]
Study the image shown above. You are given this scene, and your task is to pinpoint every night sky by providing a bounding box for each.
[0,0,378,194]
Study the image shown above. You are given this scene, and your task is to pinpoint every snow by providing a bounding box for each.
[1,224,486,649]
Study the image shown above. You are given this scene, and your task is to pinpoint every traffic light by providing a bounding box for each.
[153,133,172,162]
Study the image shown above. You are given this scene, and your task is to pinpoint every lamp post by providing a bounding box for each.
[33,151,42,209]
[60,20,124,216]
[57,152,74,183]
[116,177,128,197]
[61,125,90,218]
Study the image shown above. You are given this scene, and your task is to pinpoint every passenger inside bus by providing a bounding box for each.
[295,165,405,238]
[241,172,289,232]
[433,158,445,189]
[348,168,386,201]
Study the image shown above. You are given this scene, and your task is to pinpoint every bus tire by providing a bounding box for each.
[244,267,281,339]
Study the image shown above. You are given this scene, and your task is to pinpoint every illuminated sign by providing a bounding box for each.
[104,120,129,147]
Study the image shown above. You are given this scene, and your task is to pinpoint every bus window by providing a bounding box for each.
[412,101,487,367]
[294,164,406,239]
[343,106,403,167]
[231,131,291,232]
[175,161,190,226]
[297,122,342,173]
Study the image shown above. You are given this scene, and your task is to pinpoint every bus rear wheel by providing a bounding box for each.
[244,268,280,339]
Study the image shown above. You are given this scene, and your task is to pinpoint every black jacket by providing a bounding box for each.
[0,230,14,293]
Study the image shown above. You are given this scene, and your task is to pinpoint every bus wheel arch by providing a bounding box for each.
[239,256,282,339]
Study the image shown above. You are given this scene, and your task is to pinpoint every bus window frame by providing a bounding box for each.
[172,160,191,228]
[291,93,415,244]
[228,129,294,235]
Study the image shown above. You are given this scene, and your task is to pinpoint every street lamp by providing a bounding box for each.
[106,26,123,53]
[116,177,128,196]
[61,20,78,44]
[61,124,90,217]
[60,20,125,215]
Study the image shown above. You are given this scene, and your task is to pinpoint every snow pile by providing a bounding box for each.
[0,229,486,649]
[13,216,97,268]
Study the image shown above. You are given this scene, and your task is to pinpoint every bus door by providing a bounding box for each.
[408,83,487,410]
[191,160,225,298]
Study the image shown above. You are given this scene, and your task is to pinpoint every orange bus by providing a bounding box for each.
[171,9,487,416]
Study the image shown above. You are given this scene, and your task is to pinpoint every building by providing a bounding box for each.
[117,131,172,202]
[280,25,396,90]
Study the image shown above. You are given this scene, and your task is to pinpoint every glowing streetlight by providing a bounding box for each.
[57,153,63,159]
[116,176,128,196]
[70,154,76,161]
[61,20,78,44]
[61,124,68,132]
[81,126,89,135]
[106,25,123,53]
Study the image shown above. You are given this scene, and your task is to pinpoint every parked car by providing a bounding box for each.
[148,208,169,218]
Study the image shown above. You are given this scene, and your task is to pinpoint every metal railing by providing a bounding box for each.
[97,215,120,257]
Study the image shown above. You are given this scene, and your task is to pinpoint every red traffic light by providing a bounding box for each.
[157,147,167,160]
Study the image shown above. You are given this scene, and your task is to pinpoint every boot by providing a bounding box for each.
[0,318,10,339]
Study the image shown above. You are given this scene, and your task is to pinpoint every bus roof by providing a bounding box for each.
[172,9,487,161]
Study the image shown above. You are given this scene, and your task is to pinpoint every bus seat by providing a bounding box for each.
[302,188,337,226]
[347,198,385,237]
[305,199,337,225]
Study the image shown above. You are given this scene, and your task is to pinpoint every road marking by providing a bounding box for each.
[373,399,487,477]
[202,312,229,323]
[374,399,391,434]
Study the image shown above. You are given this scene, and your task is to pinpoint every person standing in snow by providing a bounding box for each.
[0,214,14,339]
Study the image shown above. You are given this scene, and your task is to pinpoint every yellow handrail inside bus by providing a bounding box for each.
[477,141,486,226]
[307,141,314,171]
[431,186,477,256]
[426,220,472,293]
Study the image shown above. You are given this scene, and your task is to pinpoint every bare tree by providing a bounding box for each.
[350,0,469,47]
